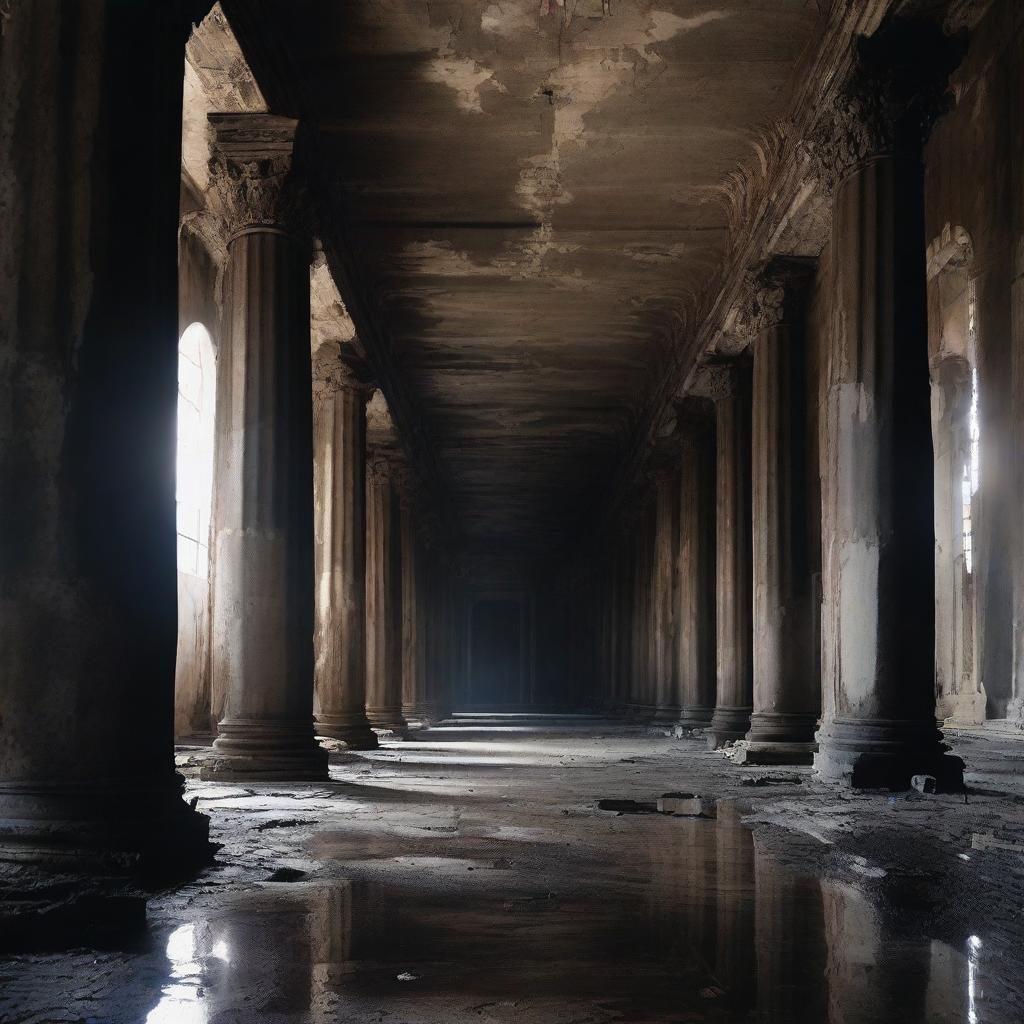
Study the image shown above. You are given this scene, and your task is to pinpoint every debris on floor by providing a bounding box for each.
[656,793,715,817]
[911,774,938,794]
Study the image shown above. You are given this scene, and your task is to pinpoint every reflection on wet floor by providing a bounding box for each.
[137,801,996,1024]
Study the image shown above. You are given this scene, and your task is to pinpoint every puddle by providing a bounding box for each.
[1,788,1016,1023]
[126,810,1009,1022]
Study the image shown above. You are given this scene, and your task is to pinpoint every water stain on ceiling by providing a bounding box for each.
[269,0,820,555]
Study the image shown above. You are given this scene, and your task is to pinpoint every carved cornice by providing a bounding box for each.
[207,113,309,238]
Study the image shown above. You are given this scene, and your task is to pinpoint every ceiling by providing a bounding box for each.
[265,0,821,557]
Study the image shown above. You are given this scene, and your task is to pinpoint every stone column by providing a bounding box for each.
[701,364,754,747]
[651,468,680,721]
[629,495,656,715]
[205,114,327,781]
[0,1,211,872]
[734,259,819,766]
[627,511,645,712]
[812,31,963,788]
[609,521,633,713]
[675,400,718,731]
[311,344,378,749]
[365,452,408,735]
[400,509,437,727]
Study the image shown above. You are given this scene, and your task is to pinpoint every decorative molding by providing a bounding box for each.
[710,121,791,248]
[207,113,309,238]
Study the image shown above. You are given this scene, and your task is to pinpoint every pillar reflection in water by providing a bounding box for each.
[145,881,352,1024]
[712,801,757,1014]
[752,836,827,1022]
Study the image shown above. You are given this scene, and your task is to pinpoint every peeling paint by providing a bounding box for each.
[422,54,506,114]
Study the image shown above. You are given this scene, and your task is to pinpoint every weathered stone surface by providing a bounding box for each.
[0,0,211,873]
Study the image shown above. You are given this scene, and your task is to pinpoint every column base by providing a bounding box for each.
[939,690,987,728]
[677,705,714,731]
[651,705,680,722]
[204,717,329,781]
[627,704,658,722]
[744,711,818,745]
[402,702,438,730]
[0,772,215,878]
[731,740,816,766]
[366,705,409,738]
[814,717,965,791]
[315,713,379,750]
[707,705,752,748]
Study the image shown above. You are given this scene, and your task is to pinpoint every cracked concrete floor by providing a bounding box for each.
[3,720,1024,1023]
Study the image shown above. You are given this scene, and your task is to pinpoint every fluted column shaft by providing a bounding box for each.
[365,458,408,734]
[676,405,717,730]
[740,262,819,763]
[813,33,962,787]
[401,513,436,726]
[709,366,754,745]
[312,356,377,748]
[652,471,680,720]
[207,115,326,780]
[0,1,210,870]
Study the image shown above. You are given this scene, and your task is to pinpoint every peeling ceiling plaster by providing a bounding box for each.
[264,0,819,554]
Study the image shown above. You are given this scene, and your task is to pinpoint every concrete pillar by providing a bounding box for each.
[812,35,963,789]
[365,452,408,735]
[736,259,819,765]
[206,115,327,781]
[311,345,377,749]
[675,401,718,731]
[651,468,680,721]
[0,0,211,871]
[702,364,754,747]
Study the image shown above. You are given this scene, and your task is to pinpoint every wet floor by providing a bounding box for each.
[1,720,1019,1023]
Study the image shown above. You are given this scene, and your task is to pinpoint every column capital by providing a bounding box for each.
[207,113,309,239]
[727,257,815,344]
[312,342,374,403]
[368,448,402,484]
[689,361,749,402]
[804,26,962,192]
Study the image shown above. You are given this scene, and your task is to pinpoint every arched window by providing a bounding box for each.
[176,322,216,578]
